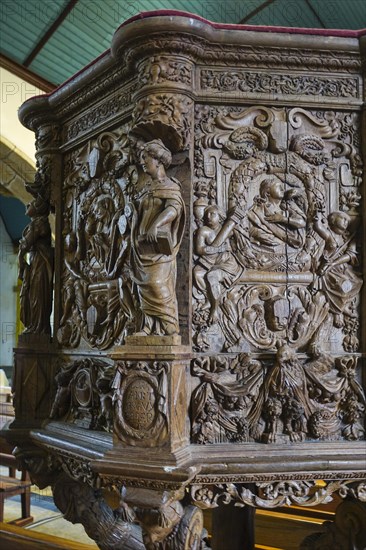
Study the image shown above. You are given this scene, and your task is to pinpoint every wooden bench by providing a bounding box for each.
[0,453,33,526]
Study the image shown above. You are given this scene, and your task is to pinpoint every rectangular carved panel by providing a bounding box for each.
[191,104,364,445]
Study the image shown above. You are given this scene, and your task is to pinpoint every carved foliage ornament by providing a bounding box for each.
[132,93,193,152]
[65,86,136,142]
[200,69,359,99]
[191,480,366,510]
[137,55,192,88]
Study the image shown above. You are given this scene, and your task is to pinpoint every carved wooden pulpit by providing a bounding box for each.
[3,11,366,549]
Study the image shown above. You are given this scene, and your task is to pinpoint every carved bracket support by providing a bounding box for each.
[131,92,193,152]
[300,498,366,550]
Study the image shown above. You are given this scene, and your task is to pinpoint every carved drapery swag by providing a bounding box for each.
[8,11,366,550]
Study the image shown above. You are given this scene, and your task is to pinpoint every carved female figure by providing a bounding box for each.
[18,196,53,334]
[247,178,306,251]
[314,211,362,328]
[130,140,185,336]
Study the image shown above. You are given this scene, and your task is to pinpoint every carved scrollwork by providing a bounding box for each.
[57,455,98,486]
[65,85,136,141]
[50,358,114,432]
[191,480,358,510]
[190,348,365,444]
[113,361,169,446]
[200,69,358,98]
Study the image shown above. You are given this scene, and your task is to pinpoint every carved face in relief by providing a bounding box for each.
[140,152,160,177]
[204,205,221,229]
[260,179,284,201]
[328,211,350,235]
[139,139,172,177]
[264,297,291,332]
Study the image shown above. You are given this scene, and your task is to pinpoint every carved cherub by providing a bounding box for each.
[193,204,243,324]
[314,210,362,328]
[95,376,113,432]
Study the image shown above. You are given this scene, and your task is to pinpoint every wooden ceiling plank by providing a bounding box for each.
[23,0,80,67]
[305,0,326,28]
[0,53,56,92]
[238,0,276,24]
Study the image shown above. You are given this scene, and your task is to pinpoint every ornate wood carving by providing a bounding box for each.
[52,474,146,550]
[200,69,359,99]
[5,11,366,550]
[193,106,362,352]
[50,358,114,431]
[113,360,169,446]
[300,498,366,550]
[191,480,366,510]
[191,103,364,452]
[58,131,187,347]
[190,351,365,444]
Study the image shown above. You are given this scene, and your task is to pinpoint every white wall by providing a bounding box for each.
[0,215,18,367]
[0,67,41,164]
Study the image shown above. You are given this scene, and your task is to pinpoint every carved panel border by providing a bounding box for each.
[199,69,361,102]
[63,84,136,145]
[190,479,366,509]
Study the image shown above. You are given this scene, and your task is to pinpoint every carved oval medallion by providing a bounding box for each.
[73,369,92,407]
[122,378,156,431]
